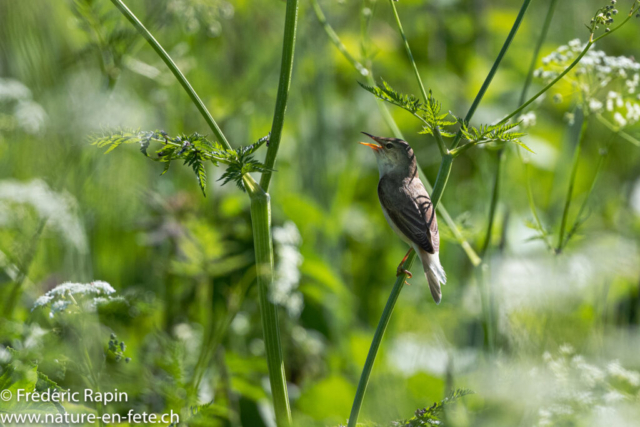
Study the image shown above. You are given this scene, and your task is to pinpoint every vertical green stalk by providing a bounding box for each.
[563,138,610,246]
[310,0,368,76]
[388,0,428,102]
[260,0,300,191]
[109,0,231,149]
[388,0,446,155]
[346,255,412,427]
[250,0,299,422]
[479,150,506,256]
[244,176,292,426]
[556,117,588,253]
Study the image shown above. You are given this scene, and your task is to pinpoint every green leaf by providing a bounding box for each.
[91,128,272,195]
[515,140,535,153]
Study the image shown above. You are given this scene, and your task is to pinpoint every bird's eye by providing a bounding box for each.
[385,143,393,149]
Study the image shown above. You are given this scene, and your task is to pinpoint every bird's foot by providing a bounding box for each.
[396,267,413,279]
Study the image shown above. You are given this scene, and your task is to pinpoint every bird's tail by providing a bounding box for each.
[418,249,447,304]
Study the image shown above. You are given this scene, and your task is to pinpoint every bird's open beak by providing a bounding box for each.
[359,132,382,151]
[359,142,381,151]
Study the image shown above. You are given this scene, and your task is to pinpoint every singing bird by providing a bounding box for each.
[360,132,447,304]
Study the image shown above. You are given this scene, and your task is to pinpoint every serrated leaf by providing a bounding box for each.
[161,160,171,175]
[516,140,535,153]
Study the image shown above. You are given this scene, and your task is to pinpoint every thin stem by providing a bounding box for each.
[433,127,448,156]
[477,265,495,353]
[563,140,609,247]
[556,116,588,253]
[243,175,292,427]
[430,154,454,207]
[523,159,553,250]
[596,114,640,147]
[347,256,411,427]
[260,0,300,191]
[388,0,428,103]
[481,0,558,257]
[479,150,505,257]
[519,0,558,106]
[310,0,368,76]
[451,0,533,149]
[109,0,231,150]
[388,0,447,156]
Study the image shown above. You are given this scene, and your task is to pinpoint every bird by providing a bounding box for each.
[359,132,447,304]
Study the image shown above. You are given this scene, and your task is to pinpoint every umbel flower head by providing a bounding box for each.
[32,281,119,318]
[536,39,640,129]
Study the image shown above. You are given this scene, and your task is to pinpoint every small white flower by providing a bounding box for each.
[564,112,575,125]
[519,112,537,128]
[626,101,640,123]
[614,112,628,127]
[603,390,625,404]
[589,99,604,113]
[607,360,640,386]
[559,343,574,355]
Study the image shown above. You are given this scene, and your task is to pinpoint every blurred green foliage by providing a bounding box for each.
[1,0,640,426]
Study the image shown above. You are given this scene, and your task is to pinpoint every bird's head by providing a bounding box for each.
[359,132,417,177]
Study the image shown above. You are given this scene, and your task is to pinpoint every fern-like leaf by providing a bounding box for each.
[90,128,272,195]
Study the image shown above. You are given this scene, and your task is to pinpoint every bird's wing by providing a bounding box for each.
[378,176,436,254]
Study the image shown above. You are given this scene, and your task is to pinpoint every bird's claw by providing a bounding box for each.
[396,268,413,279]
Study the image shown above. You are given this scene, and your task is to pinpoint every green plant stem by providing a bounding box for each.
[479,150,505,256]
[556,116,588,253]
[244,175,292,427]
[520,0,558,107]
[388,0,428,103]
[563,141,609,247]
[388,0,447,156]
[523,159,553,250]
[596,114,640,146]
[451,0,532,150]
[480,0,558,257]
[347,254,412,427]
[310,0,368,76]
[110,0,230,149]
[260,0,300,191]
[190,271,253,396]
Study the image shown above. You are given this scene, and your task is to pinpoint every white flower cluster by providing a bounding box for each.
[0,78,47,134]
[32,280,117,318]
[535,345,640,427]
[518,112,537,128]
[0,179,88,253]
[536,39,640,128]
[271,221,304,318]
